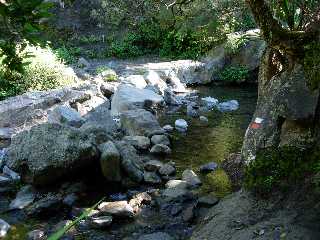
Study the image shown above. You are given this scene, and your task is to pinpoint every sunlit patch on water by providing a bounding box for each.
[159,84,257,198]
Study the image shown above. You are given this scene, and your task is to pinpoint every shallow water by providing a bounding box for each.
[160,84,257,197]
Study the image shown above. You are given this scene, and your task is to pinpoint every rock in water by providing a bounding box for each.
[0,219,10,238]
[217,100,239,112]
[48,105,85,128]
[175,119,188,132]
[98,201,134,218]
[111,84,164,116]
[200,162,218,173]
[98,141,121,182]
[9,185,36,210]
[120,109,163,136]
[4,123,98,185]
[182,169,202,188]
[201,97,219,109]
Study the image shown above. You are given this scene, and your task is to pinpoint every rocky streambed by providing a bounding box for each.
[0,57,258,240]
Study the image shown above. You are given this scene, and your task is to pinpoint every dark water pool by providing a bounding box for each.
[160,85,258,197]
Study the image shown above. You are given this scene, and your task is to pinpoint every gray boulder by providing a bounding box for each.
[111,84,164,116]
[116,141,144,183]
[4,123,98,185]
[144,160,164,172]
[120,109,163,136]
[151,135,170,146]
[123,136,151,150]
[150,144,172,155]
[144,171,162,184]
[123,75,147,89]
[182,169,202,188]
[48,105,85,127]
[98,141,121,182]
[159,163,176,176]
[164,88,182,106]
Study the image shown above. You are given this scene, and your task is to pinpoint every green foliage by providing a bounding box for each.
[54,46,81,64]
[0,0,53,73]
[0,0,53,99]
[244,146,314,196]
[218,66,249,83]
[0,46,76,100]
[224,34,249,54]
[304,41,320,90]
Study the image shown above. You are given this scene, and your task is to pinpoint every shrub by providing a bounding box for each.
[218,66,249,83]
[54,46,81,64]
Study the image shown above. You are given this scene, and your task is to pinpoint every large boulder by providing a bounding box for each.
[111,84,164,116]
[4,123,98,185]
[242,48,319,163]
[120,109,163,136]
[0,88,91,132]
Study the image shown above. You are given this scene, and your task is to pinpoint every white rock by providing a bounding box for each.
[123,75,147,89]
[111,85,164,116]
[175,119,188,132]
[144,70,167,93]
[98,201,134,218]
[0,219,10,238]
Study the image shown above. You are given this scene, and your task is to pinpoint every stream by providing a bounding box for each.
[1,84,257,240]
[160,84,258,197]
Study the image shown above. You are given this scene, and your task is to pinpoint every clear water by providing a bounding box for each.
[159,85,258,197]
